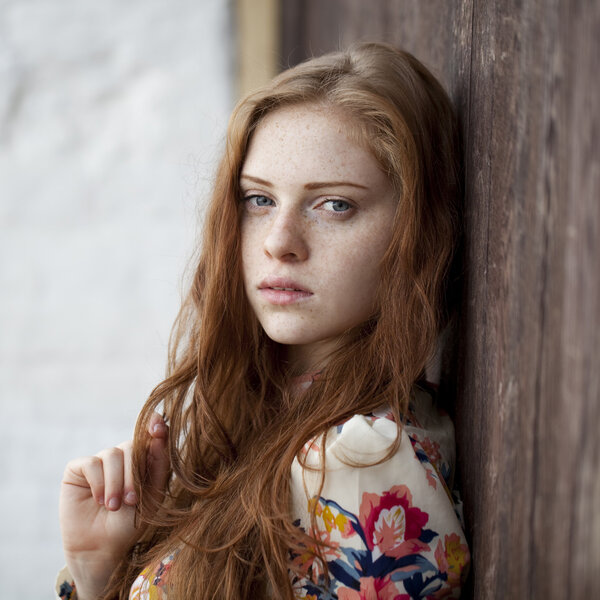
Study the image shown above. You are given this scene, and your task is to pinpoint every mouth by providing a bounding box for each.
[269,286,305,292]
[258,278,313,305]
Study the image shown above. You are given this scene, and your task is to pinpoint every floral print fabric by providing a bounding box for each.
[56,387,469,599]
[290,487,468,598]
[55,566,76,600]
[129,553,175,600]
[288,388,469,598]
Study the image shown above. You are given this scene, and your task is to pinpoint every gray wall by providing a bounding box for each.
[0,1,233,596]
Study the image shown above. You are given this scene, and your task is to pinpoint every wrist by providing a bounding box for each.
[63,552,117,600]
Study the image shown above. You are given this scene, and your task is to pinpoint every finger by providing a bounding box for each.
[136,412,169,501]
[146,435,170,495]
[145,414,170,497]
[96,447,125,511]
[64,456,105,505]
[148,411,168,439]
[118,441,137,506]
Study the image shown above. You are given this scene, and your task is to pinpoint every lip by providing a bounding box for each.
[258,277,313,305]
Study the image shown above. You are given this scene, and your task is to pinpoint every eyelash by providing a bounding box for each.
[244,194,275,208]
[321,199,352,213]
[242,194,355,217]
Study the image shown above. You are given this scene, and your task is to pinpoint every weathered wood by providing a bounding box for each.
[530,1,600,597]
[281,0,458,84]
[279,1,600,597]
[456,1,600,597]
[457,2,546,595]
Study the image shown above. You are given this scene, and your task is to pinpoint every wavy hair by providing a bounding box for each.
[104,42,460,599]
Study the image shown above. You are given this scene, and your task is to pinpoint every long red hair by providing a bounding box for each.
[104,42,460,599]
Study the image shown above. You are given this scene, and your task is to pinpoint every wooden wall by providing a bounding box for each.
[280,1,600,598]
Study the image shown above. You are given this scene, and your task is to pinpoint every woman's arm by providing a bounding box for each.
[59,413,170,600]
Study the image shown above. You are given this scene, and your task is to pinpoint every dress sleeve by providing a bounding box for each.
[129,553,174,599]
[289,392,470,599]
[55,566,77,600]
[54,557,174,600]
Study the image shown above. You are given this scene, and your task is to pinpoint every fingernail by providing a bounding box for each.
[125,491,137,505]
[152,423,166,435]
[107,497,119,510]
[98,496,105,505]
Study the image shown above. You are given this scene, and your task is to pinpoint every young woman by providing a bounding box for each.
[58,42,470,599]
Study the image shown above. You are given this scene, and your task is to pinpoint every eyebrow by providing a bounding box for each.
[240,174,369,191]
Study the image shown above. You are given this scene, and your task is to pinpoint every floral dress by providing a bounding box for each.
[57,386,469,599]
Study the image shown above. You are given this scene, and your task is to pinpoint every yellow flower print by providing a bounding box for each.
[435,532,470,588]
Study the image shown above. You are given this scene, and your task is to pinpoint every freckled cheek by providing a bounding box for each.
[240,226,262,283]
[322,254,383,307]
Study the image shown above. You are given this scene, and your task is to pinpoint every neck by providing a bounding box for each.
[284,338,342,376]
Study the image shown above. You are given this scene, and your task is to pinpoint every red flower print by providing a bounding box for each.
[337,576,410,600]
[359,485,431,559]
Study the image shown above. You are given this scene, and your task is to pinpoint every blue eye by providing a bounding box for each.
[246,195,274,207]
[323,199,351,212]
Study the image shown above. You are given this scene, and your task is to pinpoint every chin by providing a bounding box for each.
[261,321,346,348]
[263,330,314,346]
[260,323,319,346]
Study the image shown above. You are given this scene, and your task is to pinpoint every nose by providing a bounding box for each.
[263,208,308,262]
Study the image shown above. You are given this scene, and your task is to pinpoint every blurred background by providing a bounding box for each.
[1,1,597,598]
[0,0,237,595]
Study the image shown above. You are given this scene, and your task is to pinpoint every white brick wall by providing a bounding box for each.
[0,1,233,595]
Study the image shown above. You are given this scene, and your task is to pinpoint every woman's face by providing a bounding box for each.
[240,104,397,372]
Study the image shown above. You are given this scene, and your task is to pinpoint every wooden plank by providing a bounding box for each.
[457,1,600,597]
[279,0,306,68]
[281,0,462,85]
[281,0,387,63]
[531,0,600,597]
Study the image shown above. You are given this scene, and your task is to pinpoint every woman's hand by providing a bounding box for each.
[59,413,169,600]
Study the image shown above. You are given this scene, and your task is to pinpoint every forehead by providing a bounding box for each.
[241,104,387,187]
